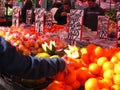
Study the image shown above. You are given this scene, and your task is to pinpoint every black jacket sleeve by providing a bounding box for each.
[0,36,66,80]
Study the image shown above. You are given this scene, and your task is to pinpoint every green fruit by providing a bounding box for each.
[50,55,60,58]
[35,52,50,58]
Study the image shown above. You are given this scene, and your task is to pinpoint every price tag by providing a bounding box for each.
[68,9,83,44]
[45,11,52,29]
[35,8,44,33]
[97,16,109,39]
[12,6,20,26]
[26,10,32,25]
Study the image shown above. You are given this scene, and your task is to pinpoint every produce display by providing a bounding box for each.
[0,25,67,56]
[0,25,120,90]
[44,44,120,90]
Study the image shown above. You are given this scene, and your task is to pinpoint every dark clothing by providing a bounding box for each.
[21,6,34,24]
[54,7,68,25]
[0,36,66,80]
[83,4,105,31]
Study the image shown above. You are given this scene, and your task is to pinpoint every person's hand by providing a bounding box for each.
[61,12,67,16]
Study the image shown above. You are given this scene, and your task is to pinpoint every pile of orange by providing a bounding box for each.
[44,44,120,90]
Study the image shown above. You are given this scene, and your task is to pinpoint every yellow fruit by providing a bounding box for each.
[102,61,114,71]
[35,52,50,58]
[113,74,120,86]
[85,78,100,90]
[110,56,119,64]
[114,63,120,74]
[97,57,108,66]
[111,84,120,90]
[103,69,114,79]
[80,47,87,55]
[115,51,120,60]
[50,55,60,58]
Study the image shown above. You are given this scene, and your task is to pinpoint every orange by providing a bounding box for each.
[113,74,120,86]
[114,63,120,74]
[93,46,104,58]
[97,57,108,66]
[111,84,120,90]
[85,78,100,90]
[110,56,119,64]
[64,70,76,85]
[71,80,81,90]
[102,61,114,71]
[103,69,114,79]
[88,63,101,75]
[115,51,120,60]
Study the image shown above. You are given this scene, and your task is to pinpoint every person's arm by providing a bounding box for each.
[0,36,66,80]
[54,8,63,22]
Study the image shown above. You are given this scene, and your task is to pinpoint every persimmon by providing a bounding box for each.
[71,80,81,90]
[97,57,108,66]
[113,74,120,86]
[89,54,97,62]
[54,72,65,81]
[85,78,100,90]
[86,44,96,55]
[45,80,64,90]
[88,63,101,75]
[98,79,109,89]
[64,70,76,85]
[102,61,114,71]
[76,67,90,85]
[102,78,113,87]
[64,84,73,90]
[81,53,90,65]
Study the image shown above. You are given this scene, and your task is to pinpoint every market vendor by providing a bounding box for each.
[21,0,34,24]
[83,0,105,31]
[54,2,70,25]
[0,36,66,89]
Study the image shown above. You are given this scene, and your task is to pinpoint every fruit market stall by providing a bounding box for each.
[0,23,120,90]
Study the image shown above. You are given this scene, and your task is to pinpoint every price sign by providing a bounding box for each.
[0,7,5,17]
[45,11,52,29]
[12,6,20,26]
[26,10,32,25]
[35,8,44,33]
[97,16,109,39]
[68,9,83,44]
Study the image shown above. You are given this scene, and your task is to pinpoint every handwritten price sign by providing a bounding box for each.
[45,11,52,29]
[97,16,109,39]
[68,9,83,44]
[26,10,32,25]
[12,6,20,26]
[35,8,44,33]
